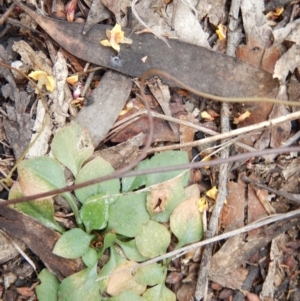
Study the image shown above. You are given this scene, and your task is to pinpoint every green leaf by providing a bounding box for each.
[142,283,175,301]
[136,221,170,258]
[107,193,149,237]
[170,186,203,248]
[14,199,64,233]
[9,182,64,233]
[75,157,120,204]
[98,246,126,292]
[97,233,117,259]
[51,121,94,176]
[116,239,148,262]
[135,264,165,286]
[80,194,109,233]
[53,228,94,259]
[109,291,146,301]
[146,177,185,222]
[36,269,59,301]
[122,159,149,192]
[146,151,190,187]
[17,157,81,227]
[82,248,98,268]
[58,264,101,301]
[18,157,66,197]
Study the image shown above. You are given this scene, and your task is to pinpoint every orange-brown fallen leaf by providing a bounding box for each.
[16,287,35,298]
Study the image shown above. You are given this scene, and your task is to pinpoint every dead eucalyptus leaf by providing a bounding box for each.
[12,0,277,99]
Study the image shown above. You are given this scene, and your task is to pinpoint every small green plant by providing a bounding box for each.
[10,121,203,301]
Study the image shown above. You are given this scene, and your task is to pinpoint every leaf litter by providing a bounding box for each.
[0,0,300,300]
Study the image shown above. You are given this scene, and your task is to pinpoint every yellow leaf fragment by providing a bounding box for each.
[198,196,208,213]
[206,186,218,200]
[198,186,227,213]
[66,74,78,85]
[100,23,132,52]
[206,186,227,204]
[119,101,133,116]
[216,24,227,40]
[28,70,55,92]
[100,39,111,47]
[233,110,251,124]
[201,111,215,121]
[274,7,284,16]
[266,7,284,20]
[200,155,211,170]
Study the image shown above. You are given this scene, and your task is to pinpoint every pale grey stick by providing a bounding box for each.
[195,0,242,298]
[96,209,300,282]
[149,110,300,153]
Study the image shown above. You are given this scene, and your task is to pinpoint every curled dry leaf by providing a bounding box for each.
[274,44,300,83]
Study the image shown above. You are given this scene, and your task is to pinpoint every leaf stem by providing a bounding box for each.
[62,192,83,228]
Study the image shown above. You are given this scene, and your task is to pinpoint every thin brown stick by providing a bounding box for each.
[0,3,15,26]
[2,146,300,206]
[1,65,300,206]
